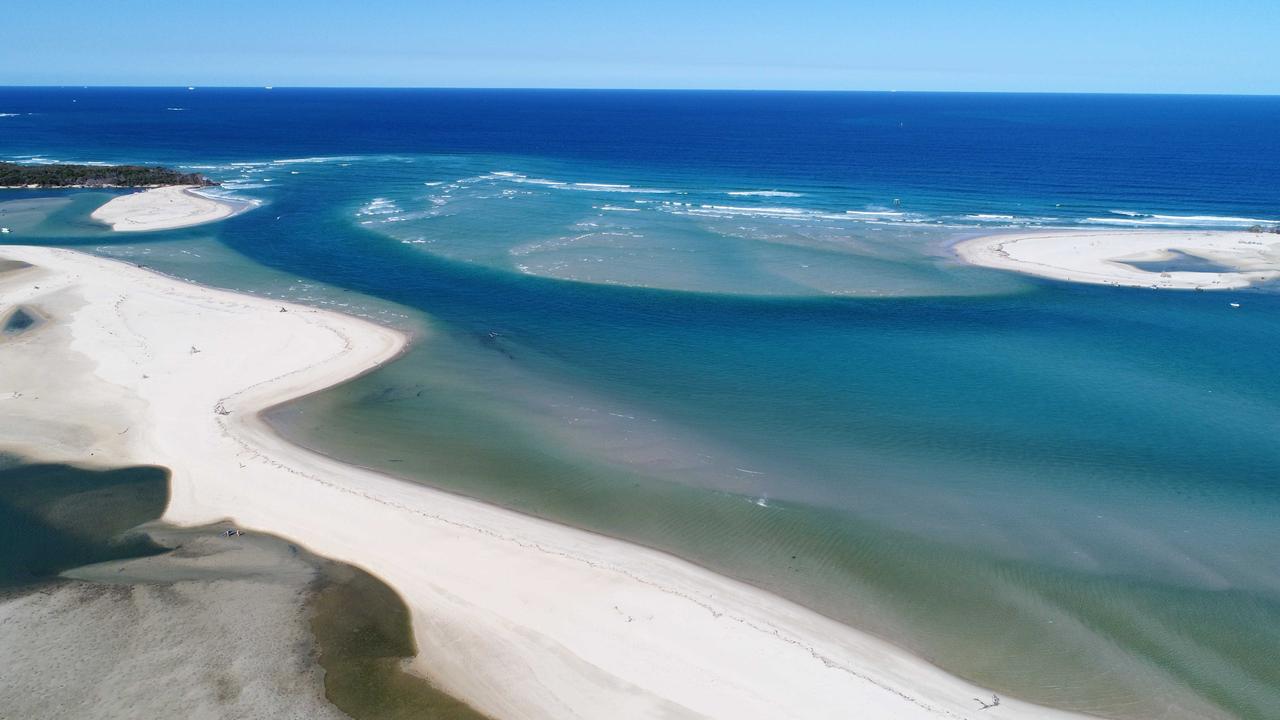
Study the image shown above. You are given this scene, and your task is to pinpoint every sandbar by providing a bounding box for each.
[90,185,248,232]
[955,229,1280,290]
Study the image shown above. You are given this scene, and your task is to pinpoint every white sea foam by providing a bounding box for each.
[484,170,676,194]
[485,171,566,187]
[356,198,402,218]
[1085,218,1201,228]
[4,156,115,167]
[516,177,569,187]
[950,213,1067,226]
[726,190,803,198]
[9,155,57,165]
[843,210,905,217]
[193,189,263,210]
[271,156,365,165]
[189,156,373,176]
[677,204,811,217]
[660,202,912,223]
[1151,213,1275,225]
[0,113,20,118]
[1086,212,1277,228]
[1107,210,1276,224]
[217,182,269,191]
[566,182,672,194]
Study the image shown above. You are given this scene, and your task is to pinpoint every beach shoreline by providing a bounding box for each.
[0,245,1092,720]
[89,185,251,232]
[954,229,1280,290]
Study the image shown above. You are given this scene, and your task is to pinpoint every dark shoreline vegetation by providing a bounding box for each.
[0,455,487,719]
[0,162,215,189]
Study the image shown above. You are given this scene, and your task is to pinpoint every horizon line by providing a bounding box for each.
[1,84,1278,98]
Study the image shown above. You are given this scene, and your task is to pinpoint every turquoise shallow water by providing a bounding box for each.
[4,89,1280,719]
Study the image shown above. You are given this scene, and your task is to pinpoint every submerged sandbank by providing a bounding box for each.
[955,229,1280,290]
[0,245,1090,720]
[90,185,248,232]
[0,458,339,718]
[2,530,345,719]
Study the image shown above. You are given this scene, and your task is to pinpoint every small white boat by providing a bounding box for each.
[0,227,10,234]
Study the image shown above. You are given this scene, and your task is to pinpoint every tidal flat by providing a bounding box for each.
[0,457,485,720]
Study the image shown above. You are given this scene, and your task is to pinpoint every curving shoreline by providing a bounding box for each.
[90,185,250,232]
[0,245,1093,720]
[955,229,1280,290]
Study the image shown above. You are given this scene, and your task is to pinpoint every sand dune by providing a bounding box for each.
[0,245,1089,720]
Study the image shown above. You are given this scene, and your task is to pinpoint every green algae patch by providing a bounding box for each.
[309,562,490,720]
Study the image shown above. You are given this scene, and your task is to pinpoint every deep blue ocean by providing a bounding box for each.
[3,88,1279,719]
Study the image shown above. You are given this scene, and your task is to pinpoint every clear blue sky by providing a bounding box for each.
[6,0,1278,93]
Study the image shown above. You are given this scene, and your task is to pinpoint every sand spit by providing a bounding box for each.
[955,229,1280,290]
[90,185,248,232]
[0,245,1089,720]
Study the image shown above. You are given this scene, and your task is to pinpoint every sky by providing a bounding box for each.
[5,0,1279,93]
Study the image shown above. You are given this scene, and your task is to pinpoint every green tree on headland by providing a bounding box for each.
[0,162,215,188]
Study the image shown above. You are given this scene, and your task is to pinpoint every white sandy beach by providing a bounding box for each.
[90,185,245,232]
[0,245,1091,720]
[955,229,1280,289]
